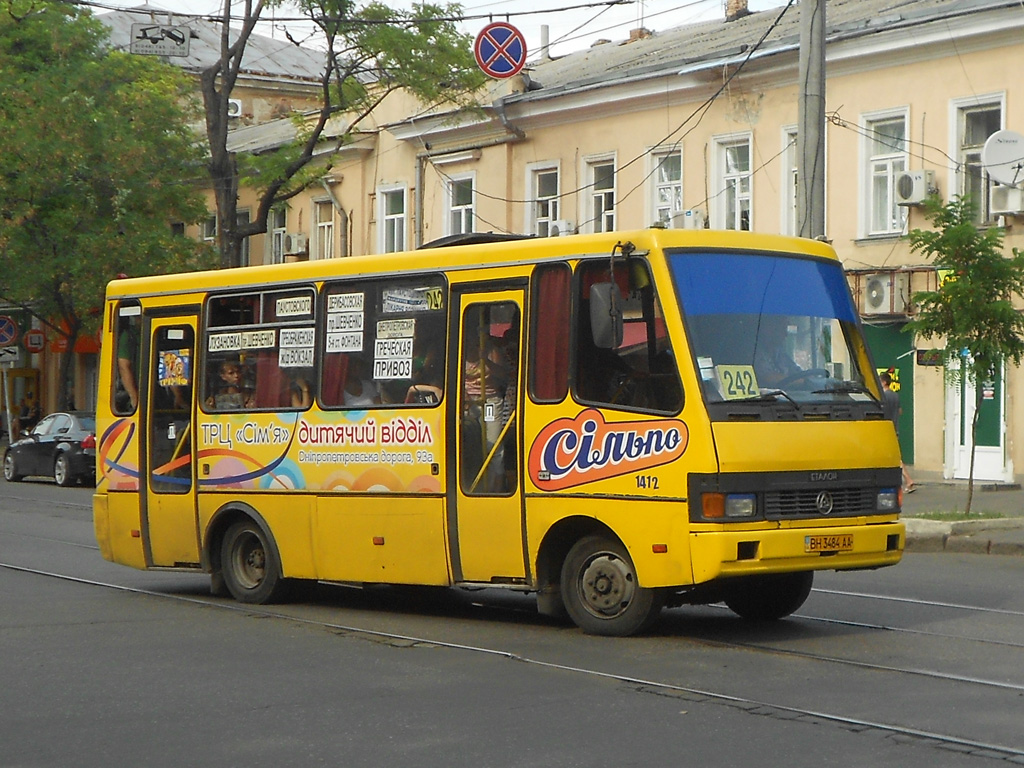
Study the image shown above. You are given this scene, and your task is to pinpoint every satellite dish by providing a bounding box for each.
[981,130,1024,187]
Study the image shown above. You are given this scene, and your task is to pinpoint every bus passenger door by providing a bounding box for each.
[448,288,527,583]
[143,314,200,567]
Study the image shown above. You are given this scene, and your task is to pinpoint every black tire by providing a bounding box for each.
[4,452,23,482]
[54,454,74,487]
[723,571,814,621]
[560,535,663,636]
[220,520,291,604]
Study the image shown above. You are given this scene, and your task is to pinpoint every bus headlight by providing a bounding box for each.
[876,488,899,511]
[725,493,757,518]
[703,492,757,519]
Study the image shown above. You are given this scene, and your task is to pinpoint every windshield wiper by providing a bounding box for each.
[729,388,801,407]
[811,381,873,396]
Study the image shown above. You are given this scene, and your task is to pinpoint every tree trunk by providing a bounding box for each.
[57,325,79,412]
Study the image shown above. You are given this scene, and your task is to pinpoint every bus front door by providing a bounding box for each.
[449,289,528,583]
[142,314,200,568]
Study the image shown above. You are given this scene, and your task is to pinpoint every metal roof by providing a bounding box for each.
[97,4,323,85]
[513,0,1021,97]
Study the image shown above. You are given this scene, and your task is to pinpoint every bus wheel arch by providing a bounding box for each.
[205,504,291,604]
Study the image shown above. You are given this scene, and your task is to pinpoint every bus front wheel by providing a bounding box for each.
[560,535,663,636]
[723,571,813,621]
[221,520,290,604]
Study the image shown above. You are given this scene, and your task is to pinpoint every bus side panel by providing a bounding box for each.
[315,496,450,586]
[525,496,695,589]
[92,492,147,569]
[199,495,318,579]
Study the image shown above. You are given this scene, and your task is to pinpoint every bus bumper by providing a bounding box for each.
[688,520,904,584]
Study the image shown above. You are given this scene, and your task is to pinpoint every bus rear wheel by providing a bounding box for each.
[221,520,290,604]
[560,535,663,636]
[723,571,814,621]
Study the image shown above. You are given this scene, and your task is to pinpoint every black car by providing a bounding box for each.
[3,412,96,487]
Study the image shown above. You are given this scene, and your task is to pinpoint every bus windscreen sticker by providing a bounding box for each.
[158,349,191,387]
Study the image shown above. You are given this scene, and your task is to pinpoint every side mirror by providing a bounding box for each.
[590,282,623,349]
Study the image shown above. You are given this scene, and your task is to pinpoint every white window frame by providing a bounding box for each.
[445,173,476,237]
[583,154,616,233]
[269,207,287,265]
[525,162,560,237]
[950,94,1005,226]
[649,146,683,227]
[202,213,217,245]
[860,108,909,237]
[313,199,334,260]
[378,185,407,254]
[711,133,752,231]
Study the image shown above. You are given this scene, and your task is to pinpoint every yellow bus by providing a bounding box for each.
[93,228,904,636]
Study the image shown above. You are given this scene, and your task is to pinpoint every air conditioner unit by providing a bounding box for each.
[283,232,307,255]
[549,219,574,237]
[990,185,1024,216]
[862,272,910,316]
[670,209,704,230]
[227,99,243,118]
[895,170,936,206]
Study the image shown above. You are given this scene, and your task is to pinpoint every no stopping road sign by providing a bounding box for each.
[474,22,527,79]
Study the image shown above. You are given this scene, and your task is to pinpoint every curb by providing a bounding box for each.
[903,517,1024,556]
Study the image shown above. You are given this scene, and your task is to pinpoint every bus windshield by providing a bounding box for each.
[668,250,877,408]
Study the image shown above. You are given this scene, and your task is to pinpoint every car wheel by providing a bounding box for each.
[3,452,23,482]
[54,454,75,487]
[723,571,814,621]
[560,534,664,636]
[220,520,292,604]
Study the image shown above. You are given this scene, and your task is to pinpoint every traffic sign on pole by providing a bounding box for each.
[23,329,45,354]
[0,316,19,347]
[474,22,527,80]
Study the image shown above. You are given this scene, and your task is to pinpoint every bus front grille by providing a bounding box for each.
[764,488,877,518]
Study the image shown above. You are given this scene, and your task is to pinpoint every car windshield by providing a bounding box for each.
[668,249,878,407]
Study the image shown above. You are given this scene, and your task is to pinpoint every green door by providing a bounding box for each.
[863,323,914,464]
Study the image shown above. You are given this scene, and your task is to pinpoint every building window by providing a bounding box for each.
[530,166,559,236]
[270,207,287,264]
[447,176,474,236]
[863,113,908,236]
[203,214,217,245]
[587,158,615,233]
[714,136,751,231]
[314,200,334,260]
[235,209,251,268]
[957,101,1002,224]
[782,128,798,236]
[651,148,682,227]
[379,188,406,253]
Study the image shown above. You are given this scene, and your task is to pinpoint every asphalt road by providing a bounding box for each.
[2,479,1024,767]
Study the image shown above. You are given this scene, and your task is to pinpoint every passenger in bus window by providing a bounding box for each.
[343,357,378,407]
[206,357,254,410]
[752,315,800,387]
[406,346,443,404]
[289,372,313,409]
[116,316,141,411]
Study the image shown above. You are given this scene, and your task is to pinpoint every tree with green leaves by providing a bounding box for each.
[906,195,1024,513]
[0,1,214,410]
[201,0,485,267]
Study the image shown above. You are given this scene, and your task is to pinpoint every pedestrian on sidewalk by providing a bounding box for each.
[881,370,914,492]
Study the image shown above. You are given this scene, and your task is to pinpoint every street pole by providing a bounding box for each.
[797,0,826,240]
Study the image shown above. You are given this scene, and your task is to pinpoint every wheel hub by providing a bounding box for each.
[579,553,635,617]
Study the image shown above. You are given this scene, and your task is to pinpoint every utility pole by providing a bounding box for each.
[797,0,826,240]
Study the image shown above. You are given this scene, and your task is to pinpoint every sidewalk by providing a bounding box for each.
[901,470,1024,556]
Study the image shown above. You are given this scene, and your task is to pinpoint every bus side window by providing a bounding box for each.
[573,260,683,414]
[529,262,570,403]
[113,302,142,416]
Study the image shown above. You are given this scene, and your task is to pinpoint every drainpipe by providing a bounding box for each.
[321,178,349,257]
